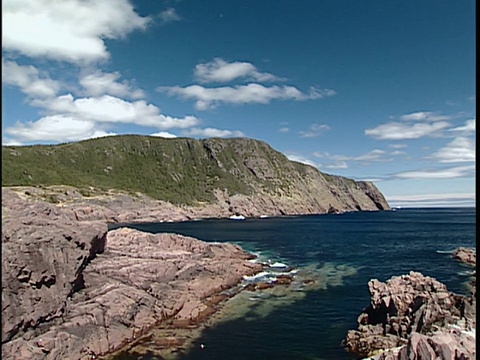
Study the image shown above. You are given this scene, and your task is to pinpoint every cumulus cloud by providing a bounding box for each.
[392,165,475,179]
[298,124,330,138]
[4,115,116,143]
[158,84,336,110]
[158,8,181,24]
[2,0,150,64]
[430,137,475,163]
[181,127,245,138]
[365,121,450,140]
[399,111,451,122]
[449,119,475,133]
[194,58,284,83]
[2,59,60,98]
[31,94,200,129]
[150,131,178,138]
[79,70,145,99]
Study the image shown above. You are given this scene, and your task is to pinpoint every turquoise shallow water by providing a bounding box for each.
[109,208,476,359]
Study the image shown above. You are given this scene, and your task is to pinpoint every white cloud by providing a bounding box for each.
[4,115,116,143]
[181,127,245,138]
[298,124,330,138]
[150,131,178,138]
[430,137,475,163]
[2,59,60,98]
[79,70,145,99]
[400,111,451,122]
[2,0,150,64]
[158,8,181,24]
[2,137,24,146]
[314,149,392,162]
[31,94,200,129]
[386,193,475,208]
[389,143,407,149]
[158,84,335,110]
[278,127,290,133]
[285,154,317,167]
[449,119,475,133]
[392,165,475,179]
[321,161,348,169]
[194,58,284,83]
[365,121,450,140]
[390,150,406,156]
[353,149,392,162]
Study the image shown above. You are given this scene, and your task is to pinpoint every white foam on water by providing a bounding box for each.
[458,270,475,276]
[270,262,288,268]
[243,271,270,281]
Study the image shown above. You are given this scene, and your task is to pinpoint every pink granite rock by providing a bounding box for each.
[344,268,476,359]
[2,189,263,359]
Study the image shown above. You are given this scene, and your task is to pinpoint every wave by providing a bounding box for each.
[458,270,476,276]
[436,250,454,254]
[243,272,271,281]
[269,261,288,268]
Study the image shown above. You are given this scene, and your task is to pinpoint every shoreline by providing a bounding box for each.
[2,186,474,359]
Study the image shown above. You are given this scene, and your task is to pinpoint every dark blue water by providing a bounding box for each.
[109,208,476,360]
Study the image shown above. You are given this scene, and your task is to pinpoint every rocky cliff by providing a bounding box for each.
[1,189,264,359]
[2,136,390,216]
[343,249,476,359]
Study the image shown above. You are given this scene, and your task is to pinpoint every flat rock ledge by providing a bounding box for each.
[2,189,263,359]
[343,249,476,360]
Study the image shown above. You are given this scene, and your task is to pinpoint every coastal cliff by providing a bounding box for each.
[1,136,392,359]
[2,136,390,219]
[1,189,264,359]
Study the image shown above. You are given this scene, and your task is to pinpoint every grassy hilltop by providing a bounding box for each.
[2,135,388,210]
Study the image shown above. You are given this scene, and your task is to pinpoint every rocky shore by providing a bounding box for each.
[2,183,389,225]
[3,185,473,359]
[343,248,476,359]
[2,188,269,359]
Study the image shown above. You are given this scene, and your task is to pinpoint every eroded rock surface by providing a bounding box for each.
[452,247,476,267]
[2,182,389,225]
[2,189,263,359]
[344,249,476,360]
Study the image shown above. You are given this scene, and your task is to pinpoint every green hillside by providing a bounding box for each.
[2,135,320,204]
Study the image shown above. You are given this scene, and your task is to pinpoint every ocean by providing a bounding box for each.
[109,208,476,360]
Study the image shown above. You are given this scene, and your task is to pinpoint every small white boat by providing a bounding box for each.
[229,214,246,220]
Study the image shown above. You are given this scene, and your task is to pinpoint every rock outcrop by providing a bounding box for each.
[1,189,263,359]
[344,249,476,359]
[452,247,476,267]
[2,192,107,345]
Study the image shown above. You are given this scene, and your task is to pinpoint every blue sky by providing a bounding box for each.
[2,0,476,207]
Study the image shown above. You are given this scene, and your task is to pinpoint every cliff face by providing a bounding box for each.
[1,189,263,359]
[1,136,390,215]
